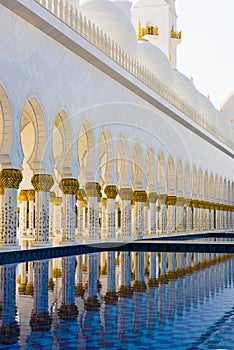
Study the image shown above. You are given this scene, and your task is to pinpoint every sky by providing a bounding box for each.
[176,0,234,109]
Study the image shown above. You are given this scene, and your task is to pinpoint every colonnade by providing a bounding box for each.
[0,168,233,249]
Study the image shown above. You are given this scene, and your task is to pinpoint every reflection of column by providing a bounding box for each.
[18,262,27,295]
[27,190,35,236]
[176,197,185,234]
[31,174,54,246]
[75,255,85,297]
[166,196,176,235]
[158,195,167,236]
[104,185,118,240]
[18,190,28,237]
[85,253,100,311]
[148,193,158,237]
[76,190,85,240]
[0,169,22,247]
[0,264,19,346]
[58,257,78,321]
[147,254,158,333]
[119,188,133,240]
[59,178,79,244]
[26,262,34,296]
[85,183,101,241]
[132,191,147,239]
[30,260,51,332]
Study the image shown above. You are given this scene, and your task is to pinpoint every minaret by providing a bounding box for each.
[131,0,181,68]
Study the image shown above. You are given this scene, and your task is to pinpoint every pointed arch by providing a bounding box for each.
[99,128,115,185]
[198,168,203,200]
[158,151,166,194]
[210,172,214,202]
[215,174,219,202]
[78,120,95,182]
[192,166,197,198]
[219,176,223,203]
[184,162,191,198]
[132,143,144,190]
[117,136,130,188]
[176,160,183,197]
[167,155,175,195]
[0,85,12,158]
[204,170,209,201]
[146,147,156,192]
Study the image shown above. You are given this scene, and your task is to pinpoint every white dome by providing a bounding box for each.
[137,40,173,88]
[79,0,137,56]
[132,0,176,12]
[221,90,234,124]
[173,70,198,109]
[112,1,132,19]
[198,93,218,127]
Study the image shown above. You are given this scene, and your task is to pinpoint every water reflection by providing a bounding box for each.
[0,252,234,348]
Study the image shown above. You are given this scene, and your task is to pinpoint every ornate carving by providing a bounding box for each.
[166,195,177,206]
[27,190,35,201]
[59,178,79,195]
[171,25,182,39]
[176,197,185,206]
[119,188,133,201]
[158,194,167,205]
[53,197,63,206]
[85,182,101,197]
[148,192,158,203]
[132,191,148,203]
[191,199,199,208]
[76,189,85,201]
[0,169,22,189]
[18,190,28,202]
[49,192,56,203]
[31,174,54,192]
[104,185,118,199]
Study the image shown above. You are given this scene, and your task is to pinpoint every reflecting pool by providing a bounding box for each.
[1,251,234,349]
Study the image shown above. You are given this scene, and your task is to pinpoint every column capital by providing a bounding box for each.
[158,194,167,205]
[166,195,177,206]
[132,190,148,203]
[148,192,158,203]
[85,182,101,197]
[76,189,85,201]
[31,174,54,192]
[59,178,79,195]
[100,198,107,207]
[191,199,199,208]
[27,190,35,201]
[50,192,56,203]
[119,188,133,201]
[104,185,118,199]
[176,197,185,206]
[0,169,22,189]
[53,197,63,206]
[18,190,28,203]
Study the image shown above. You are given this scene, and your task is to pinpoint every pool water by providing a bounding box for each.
[0,251,234,349]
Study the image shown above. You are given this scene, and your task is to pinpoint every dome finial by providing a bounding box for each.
[138,20,148,41]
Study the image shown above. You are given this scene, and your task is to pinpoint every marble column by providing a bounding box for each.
[18,190,28,237]
[209,203,215,230]
[184,199,192,233]
[104,185,118,240]
[52,197,62,242]
[27,190,35,236]
[204,203,210,231]
[59,178,79,244]
[31,174,54,247]
[144,201,149,237]
[198,201,205,232]
[176,197,185,234]
[0,169,22,248]
[85,182,101,241]
[132,191,148,239]
[158,194,167,236]
[49,192,56,238]
[166,196,176,235]
[191,200,199,231]
[119,188,133,240]
[148,193,158,237]
[0,186,4,242]
[76,189,85,241]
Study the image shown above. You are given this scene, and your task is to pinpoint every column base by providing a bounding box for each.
[0,244,21,251]
[31,241,52,248]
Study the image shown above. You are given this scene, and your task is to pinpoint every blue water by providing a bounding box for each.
[0,252,234,349]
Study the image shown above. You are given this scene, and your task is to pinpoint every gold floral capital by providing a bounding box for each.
[76,189,85,201]
[59,178,79,195]
[27,190,35,201]
[148,192,158,203]
[31,174,54,192]
[18,190,28,202]
[104,185,118,199]
[158,194,167,205]
[85,182,101,198]
[176,197,185,206]
[119,188,133,201]
[166,196,177,206]
[53,197,63,206]
[133,191,148,203]
[50,192,56,203]
[0,169,22,189]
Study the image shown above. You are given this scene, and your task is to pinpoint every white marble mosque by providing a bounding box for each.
[0,0,234,250]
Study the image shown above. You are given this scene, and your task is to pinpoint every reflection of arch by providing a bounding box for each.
[117,136,130,188]
[146,147,156,192]
[78,121,95,182]
[99,128,114,185]
[198,168,203,200]
[192,166,197,198]
[167,155,175,195]
[158,151,166,193]
[0,85,13,159]
[204,171,209,201]
[53,110,73,175]
[21,98,46,172]
[133,143,143,189]
[176,160,183,197]
[184,162,191,198]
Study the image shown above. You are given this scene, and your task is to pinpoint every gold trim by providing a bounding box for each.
[104,185,118,199]
[119,188,133,201]
[132,190,148,203]
[0,169,22,189]
[166,195,177,206]
[31,174,54,192]
[59,178,79,195]
[85,182,101,198]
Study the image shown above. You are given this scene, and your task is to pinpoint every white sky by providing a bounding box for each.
[176,0,234,109]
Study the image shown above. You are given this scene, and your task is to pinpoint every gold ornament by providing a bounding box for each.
[18,190,28,202]
[148,192,158,203]
[0,169,22,189]
[166,196,177,206]
[59,178,79,195]
[27,190,35,201]
[85,182,101,197]
[31,174,54,192]
[119,188,133,201]
[104,185,118,199]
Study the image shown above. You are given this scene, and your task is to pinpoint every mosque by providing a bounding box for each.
[0,0,234,250]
